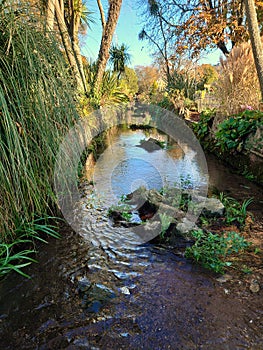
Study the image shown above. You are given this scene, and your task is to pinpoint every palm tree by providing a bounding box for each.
[109,43,131,79]
[94,0,123,94]
[244,0,263,101]
[46,0,94,93]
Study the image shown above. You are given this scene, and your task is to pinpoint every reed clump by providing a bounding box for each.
[0,7,79,275]
[214,41,261,116]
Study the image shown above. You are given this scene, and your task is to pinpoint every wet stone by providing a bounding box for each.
[77,277,92,293]
[176,218,198,235]
[137,137,164,152]
[81,283,116,312]
[195,197,225,217]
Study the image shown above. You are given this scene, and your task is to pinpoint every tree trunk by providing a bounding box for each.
[70,0,88,93]
[94,0,123,95]
[45,0,55,32]
[244,0,263,101]
[54,0,84,91]
[217,40,230,56]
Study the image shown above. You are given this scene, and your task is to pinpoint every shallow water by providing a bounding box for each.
[0,127,262,349]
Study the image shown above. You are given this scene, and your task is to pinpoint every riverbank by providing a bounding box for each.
[187,109,263,185]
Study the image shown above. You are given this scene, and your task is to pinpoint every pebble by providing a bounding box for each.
[249,280,260,293]
[120,286,131,295]
[216,274,232,283]
[120,332,129,337]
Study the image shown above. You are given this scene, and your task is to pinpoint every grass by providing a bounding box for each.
[218,193,253,227]
[0,217,61,278]
[0,8,79,276]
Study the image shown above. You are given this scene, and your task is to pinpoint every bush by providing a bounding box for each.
[185,229,250,273]
[192,109,216,141]
[215,110,262,152]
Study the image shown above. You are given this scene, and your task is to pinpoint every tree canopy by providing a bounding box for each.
[109,43,132,79]
[139,0,263,59]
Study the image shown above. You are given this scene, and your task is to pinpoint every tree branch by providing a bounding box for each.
[97,0,106,31]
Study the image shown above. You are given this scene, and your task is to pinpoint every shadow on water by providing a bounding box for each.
[0,126,262,349]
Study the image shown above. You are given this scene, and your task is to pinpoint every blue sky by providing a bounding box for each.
[81,0,222,68]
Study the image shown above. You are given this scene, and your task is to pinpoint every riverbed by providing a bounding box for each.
[0,127,262,349]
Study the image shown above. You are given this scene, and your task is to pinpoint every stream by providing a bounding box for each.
[0,126,262,349]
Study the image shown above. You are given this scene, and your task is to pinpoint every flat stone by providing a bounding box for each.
[176,217,198,234]
[194,196,225,217]
[159,203,185,220]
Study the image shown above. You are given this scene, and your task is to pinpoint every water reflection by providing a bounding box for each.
[86,127,208,205]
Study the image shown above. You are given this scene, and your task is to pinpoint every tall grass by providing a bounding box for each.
[0,7,79,274]
[214,42,261,117]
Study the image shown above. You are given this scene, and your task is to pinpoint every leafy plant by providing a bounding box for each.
[185,229,250,273]
[219,193,253,227]
[192,109,215,141]
[0,217,60,278]
[215,110,262,152]
[85,64,129,108]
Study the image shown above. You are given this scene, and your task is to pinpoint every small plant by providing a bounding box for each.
[185,229,250,274]
[180,174,193,189]
[199,216,210,227]
[0,240,37,278]
[219,193,253,227]
[0,217,60,278]
[179,193,192,212]
[241,266,252,274]
[159,213,173,239]
[241,167,255,181]
[108,203,133,222]
[122,211,133,221]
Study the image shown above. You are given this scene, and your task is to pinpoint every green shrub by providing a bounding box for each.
[215,110,262,152]
[185,229,250,273]
[192,109,215,141]
[219,194,253,227]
